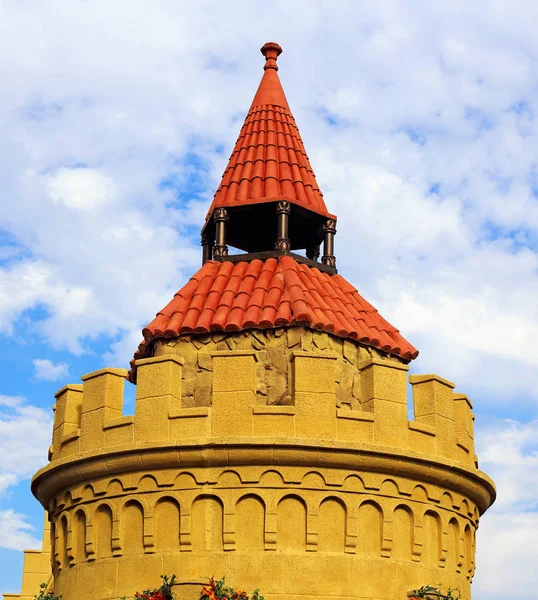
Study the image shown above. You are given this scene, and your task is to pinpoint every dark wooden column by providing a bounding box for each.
[321,219,336,267]
[213,208,229,257]
[306,243,320,262]
[201,233,212,264]
[275,201,291,251]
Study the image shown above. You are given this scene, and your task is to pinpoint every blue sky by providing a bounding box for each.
[2,1,538,597]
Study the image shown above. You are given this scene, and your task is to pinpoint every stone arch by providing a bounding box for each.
[106,478,125,496]
[259,469,285,487]
[236,494,265,551]
[277,495,307,552]
[301,471,327,488]
[58,514,69,569]
[174,472,198,489]
[122,500,145,554]
[81,484,95,502]
[217,470,243,487]
[343,474,364,491]
[191,495,224,552]
[357,500,383,556]
[94,504,113,558]
[440,492,454,509]
[318,497,346,553]
[461,498,470,516]
[391,504,414,561]
[379,479,400,497]
[154,496,181,552]
[137,474,159,492]
[73,509,87,564]
[411,485,429,503]
[446,517,461,571]
[423,510,442,566]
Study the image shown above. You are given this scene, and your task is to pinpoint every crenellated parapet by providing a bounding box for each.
[34,329,493,600]
[49,329,477,469]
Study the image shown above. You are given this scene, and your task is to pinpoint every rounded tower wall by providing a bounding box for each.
[33,329,494,600]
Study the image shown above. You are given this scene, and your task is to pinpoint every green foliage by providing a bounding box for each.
[409,584,463,600]
[34,583,62,600]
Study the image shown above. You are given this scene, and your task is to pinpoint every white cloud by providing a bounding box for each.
[475,511,538,599]
[0,395,52,496]
[48,167,117,211]
[33,358,69,381]
[0,510,41,551]
[472,419,538,598]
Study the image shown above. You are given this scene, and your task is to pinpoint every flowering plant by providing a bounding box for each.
[200,577,264,600]
[408,585,462,600]
[130,575,177,600]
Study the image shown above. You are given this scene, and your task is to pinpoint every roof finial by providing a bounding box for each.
[261,42,282,71]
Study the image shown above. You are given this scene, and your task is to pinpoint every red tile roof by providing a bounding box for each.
[129,256,418,381]
[205,42,334,221]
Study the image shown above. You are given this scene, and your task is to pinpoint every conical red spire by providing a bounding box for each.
[205,42,333,221]
[249,42,290,109]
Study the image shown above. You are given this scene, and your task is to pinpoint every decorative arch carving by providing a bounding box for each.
[357,500,383,556]
[93,503,113,558]
[277,495,307,552]
[318,497,346,553]
[423,510,442,566]
[154,496,181,551]
[191,495,224,552]
[236,494,265,550]
[391,504,414,561]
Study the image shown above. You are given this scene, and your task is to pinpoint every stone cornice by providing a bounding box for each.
[32,437,496,513]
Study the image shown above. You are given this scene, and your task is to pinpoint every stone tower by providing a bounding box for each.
[7,43,495,600]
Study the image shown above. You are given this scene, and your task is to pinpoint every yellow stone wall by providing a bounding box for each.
[3,515,52,600]
[24,329,494,600]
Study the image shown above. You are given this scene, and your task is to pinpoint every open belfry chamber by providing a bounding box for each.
[7,43,495,600]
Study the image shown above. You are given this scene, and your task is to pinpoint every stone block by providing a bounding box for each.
[135,355,183,400]
[103,418,135,447]
[292,352,337,394]
[409,374,455,420]
[54,384,83,430]
[169,409,210,439]
[360,356,408,403]
[408,421,436,454]
[363,398,408,448]
[454,393,475,443]
[81,368,127,413]
[212,352,257,393]
[253,406,295,437]
[115,554,164,597]
[76,558,117,600]
[295,392,336,439]
[336,408,375,443]
[135,395,172,441]
[80,409,107,452]
[212,391,255,437]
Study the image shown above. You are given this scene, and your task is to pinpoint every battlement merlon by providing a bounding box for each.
[49,341,475,467]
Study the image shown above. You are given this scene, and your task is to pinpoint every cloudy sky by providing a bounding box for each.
[1,0,537,597]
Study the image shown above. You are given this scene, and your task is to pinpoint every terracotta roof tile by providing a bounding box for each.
[130,257,418,382]
[205,44,334,221]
